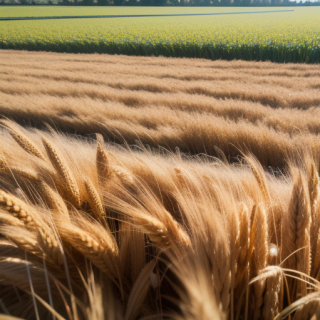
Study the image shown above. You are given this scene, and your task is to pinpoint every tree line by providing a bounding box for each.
[1,0,319,6]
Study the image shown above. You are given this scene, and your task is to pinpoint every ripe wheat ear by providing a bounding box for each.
[0,119,46,161]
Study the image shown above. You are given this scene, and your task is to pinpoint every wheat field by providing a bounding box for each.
[1,50,320,320]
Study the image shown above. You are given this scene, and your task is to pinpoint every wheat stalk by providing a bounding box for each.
[246,156,270,203]
[308,162,319,216]
[0,152,9,170]
[282,172,311,300]
[11,166,40,183]
[250,203,268,320]
[41,182,70,221]
[129,207,191,250]
[56,218,118,281]
[235,203,250,288]
[0,221,43,258]
[133,213,170,249]
[0,119,46,161]
[42,137,81,208]
[84,177,105,220]
[308,161,320,278]
[96,133,110,183]
[112,165,134,187]
[312,231,320,279]
[291,298,320,320]
[229,208,240,320]
[0,190,61,264]
[261,267,283,320]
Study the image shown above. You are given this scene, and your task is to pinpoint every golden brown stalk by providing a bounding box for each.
[0,189,61,264]
[41,182,69,221]
[0,152,9,170]
[250,203,268,320]
[42,137,81,208]
[246,156,270,203]
[112,166,134,187]
[130,208,191,249]
[96,133,110,183]
[281,172,311,300]
[0,222,43,258]
[294,173,312,283]
[228,208,240,320]
[291,298,320,320]
[0,211,24,227]
[57,218,118,281]
[0,189,37,228]
[10,166,39,183]
[261,267,283,320]
[308,161,319,216]
[84,177,105,220]
[134,213,170,249]
[125,259,156,320]
[235,203,250,288]
[0,119,46,161]
[308,161,320,277]
[312,232,320,279]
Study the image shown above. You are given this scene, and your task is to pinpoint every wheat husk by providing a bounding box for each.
[0,119,46,161]
[42,137,81,208]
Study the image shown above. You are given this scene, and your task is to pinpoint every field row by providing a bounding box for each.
[1,50,320,169]
[1,7,320,62]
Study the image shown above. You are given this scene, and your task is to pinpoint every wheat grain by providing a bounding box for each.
[0,119,46,161]
[42,137,81,208]
[0,189,61,264]
[0,152,9,170]
[56,218,118,281]
[235,203,250,288]
[282,171,311,300]
[246,156,270,203]
[96,133,110,184]
[84,177,105,220]
[250,203,268,320]
[261,267,283,320]
[308,162,319,215]
[112,166,135,187]
[41,182,69,220]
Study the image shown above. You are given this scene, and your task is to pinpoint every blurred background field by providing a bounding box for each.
[0,7,319,62]
[0,6,288,16]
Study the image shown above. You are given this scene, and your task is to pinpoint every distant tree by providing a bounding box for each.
[233,0,242,6]
[140,0,149,5]
[153,0,166,5]
[220,0,230,5]
[242,0,251,6]
[97,0,109,5]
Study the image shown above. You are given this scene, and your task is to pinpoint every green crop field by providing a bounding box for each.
[0,7,319,62]
[0,6,286,17]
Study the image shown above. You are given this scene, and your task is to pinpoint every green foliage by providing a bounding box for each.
[0,7,320,63]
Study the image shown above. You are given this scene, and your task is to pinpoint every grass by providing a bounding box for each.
[0,7,320,62]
